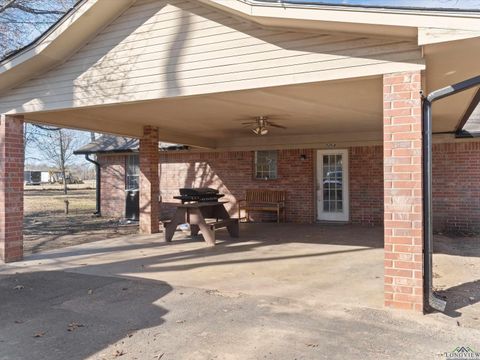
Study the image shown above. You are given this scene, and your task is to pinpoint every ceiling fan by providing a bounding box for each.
[239,116,287,136]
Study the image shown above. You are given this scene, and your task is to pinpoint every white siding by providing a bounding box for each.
[0,0,424,114]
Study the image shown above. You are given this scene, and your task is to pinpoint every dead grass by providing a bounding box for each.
[24,188,96,216]
[24,188,138,254]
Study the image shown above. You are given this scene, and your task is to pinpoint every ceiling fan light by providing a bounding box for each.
[260,127,269,135]
[252,127,261,135]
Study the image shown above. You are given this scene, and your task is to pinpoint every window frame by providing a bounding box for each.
[125,154,140,190]
[254,150,278,180]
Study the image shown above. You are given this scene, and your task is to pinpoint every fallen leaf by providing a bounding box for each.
[175,320,186,324]
[33,331,46,338]
[67,322,84,332]
[87,289,93,295]
[13,285,24,290]
[14,320,23,324]
[113,349,126,357]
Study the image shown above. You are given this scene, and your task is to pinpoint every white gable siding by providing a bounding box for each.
[0,0,424,114]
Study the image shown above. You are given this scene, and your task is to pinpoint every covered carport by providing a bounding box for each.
[0,0,480,313]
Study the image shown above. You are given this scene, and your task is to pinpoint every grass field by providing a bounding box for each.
[24,186,137,254]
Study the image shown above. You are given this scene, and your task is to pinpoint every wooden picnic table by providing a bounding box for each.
[162,201,239,245]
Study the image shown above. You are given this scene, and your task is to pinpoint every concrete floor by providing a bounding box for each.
[1,223,479,359]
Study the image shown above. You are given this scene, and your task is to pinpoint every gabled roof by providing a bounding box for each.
[0,0,135,95]
[1,0,480,97]
[74,135,187,155]
[199,0,480,41]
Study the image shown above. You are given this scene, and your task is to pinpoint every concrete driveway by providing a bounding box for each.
[1,223,479,359]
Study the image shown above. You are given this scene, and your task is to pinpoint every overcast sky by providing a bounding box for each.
[276,0,480,10]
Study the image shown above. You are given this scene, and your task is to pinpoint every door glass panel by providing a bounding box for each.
[322,154,343,213]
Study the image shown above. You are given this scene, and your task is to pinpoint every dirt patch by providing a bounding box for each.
[24,188,137,254]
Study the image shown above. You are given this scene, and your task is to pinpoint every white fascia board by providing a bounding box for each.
[0,0,98,73]
[0,0,134,95]
[418,28,480,45]
[199,0,480,40]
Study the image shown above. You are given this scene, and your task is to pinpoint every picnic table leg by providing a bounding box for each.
[188,208,216,246]
[163,208,186,242]
[190,224,200,237]
[213,204,239,238]
[227,220,239,238]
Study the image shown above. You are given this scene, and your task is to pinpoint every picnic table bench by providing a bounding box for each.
[162,201,239,246]
[238,189,286,223]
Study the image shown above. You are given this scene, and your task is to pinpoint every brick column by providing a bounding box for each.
[0,115,24,263]
[139,126,160,234]
[383,71,424,311]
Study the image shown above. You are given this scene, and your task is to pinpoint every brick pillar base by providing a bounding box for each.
[383,71,424,311]
[139,126,159,234]
[0,115,24,263]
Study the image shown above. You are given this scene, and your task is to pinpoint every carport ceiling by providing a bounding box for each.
[27,76,384,143]
[26,72,469,147]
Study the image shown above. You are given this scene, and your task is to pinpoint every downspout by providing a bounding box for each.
[422,74,480,312]
[85,154,101,216]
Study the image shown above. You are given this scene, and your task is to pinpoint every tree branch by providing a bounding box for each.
[0,1,65,15]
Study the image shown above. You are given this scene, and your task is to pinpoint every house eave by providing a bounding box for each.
[0,0,135,96]
[199,0,480,42]
[1,0,479,98]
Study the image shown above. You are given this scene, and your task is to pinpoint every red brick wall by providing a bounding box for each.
[99,154,126,218]
[349,146,384,226]
[0,115,24,263]
[159,149,315,223]
[98,141,480,235]
[383,71,423,311]
[433,141,480,233]
[139,126,160,234]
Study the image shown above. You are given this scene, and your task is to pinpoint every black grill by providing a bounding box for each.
[174,188,225,203]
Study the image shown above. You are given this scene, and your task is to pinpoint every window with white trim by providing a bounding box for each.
[254,150,278,180]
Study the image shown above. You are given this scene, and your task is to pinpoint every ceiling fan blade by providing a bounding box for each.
[269,123,287,129]
[261,114,288,120]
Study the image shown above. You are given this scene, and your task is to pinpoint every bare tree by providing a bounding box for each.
[33,128,83,194]
[0,0,75,59]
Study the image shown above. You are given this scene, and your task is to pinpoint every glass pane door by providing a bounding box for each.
[317,150,349,221]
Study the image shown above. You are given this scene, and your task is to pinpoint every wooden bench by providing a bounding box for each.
[238,189,286,223]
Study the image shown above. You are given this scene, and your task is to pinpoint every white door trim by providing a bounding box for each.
[316,149,349,222]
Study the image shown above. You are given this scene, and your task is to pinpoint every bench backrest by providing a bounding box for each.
[246,189,286,203]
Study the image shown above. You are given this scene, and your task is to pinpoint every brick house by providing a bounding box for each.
[1,0,480,313]
[75,134,480,233]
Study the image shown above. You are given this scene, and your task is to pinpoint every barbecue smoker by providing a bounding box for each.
[174,188,225,204]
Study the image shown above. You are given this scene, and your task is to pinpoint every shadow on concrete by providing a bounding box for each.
[436,279,480,318]
[434,234,480,257]
[26,223,384,262]
[0,271,171,360]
